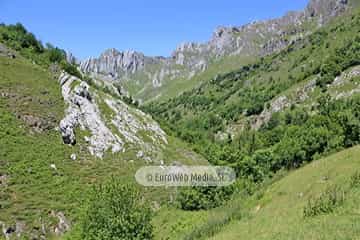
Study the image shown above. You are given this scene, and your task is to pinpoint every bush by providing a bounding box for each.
[303,185,345,217]
[177,186,234,211]
[80,178,153,240]
[350,171,360,188]
[48,47,65,63]
[0,23,44,53]
[61,61,83,79]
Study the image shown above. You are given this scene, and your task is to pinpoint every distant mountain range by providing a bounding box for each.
[79,0,350,102]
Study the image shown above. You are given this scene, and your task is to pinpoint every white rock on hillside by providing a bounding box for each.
[58,72,167,158]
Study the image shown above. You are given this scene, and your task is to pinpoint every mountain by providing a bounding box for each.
[145,6,360,148]
[143,12,360,240]
[80,0,350,102]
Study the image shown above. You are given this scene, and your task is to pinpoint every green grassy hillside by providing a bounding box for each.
[211,146,360,240]
[0,42,206,239]
[152,146,360,240]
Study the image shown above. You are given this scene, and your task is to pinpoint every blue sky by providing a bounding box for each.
[0,0,308,59]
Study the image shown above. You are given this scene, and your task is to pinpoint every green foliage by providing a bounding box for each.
[80,178,153,240]
[145,12,360,189]
[183,210,239,240]
[0,22,82,78]
[61,61,83,79]
[303,185,346,217]
[350,171,360,188]
[177,186,235,211]
[47,46,65,63]
[302,169,360,219]
[0,22,43,53]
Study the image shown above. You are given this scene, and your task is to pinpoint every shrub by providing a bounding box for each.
[48,47,65,63]
[61,61,83,79]
[350,171,360,188]
[80,178,153,240]
[177,186,235,211]
[303,185,345,217]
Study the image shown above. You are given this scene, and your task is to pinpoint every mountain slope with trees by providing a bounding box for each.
[0,1,359,239]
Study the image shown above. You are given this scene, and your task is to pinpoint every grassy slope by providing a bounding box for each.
[211,146,360,240]
[0,52,207,238]
[152,146,360,240]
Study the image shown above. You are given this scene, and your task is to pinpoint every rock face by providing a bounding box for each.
[80,49,147,78]
[50,211,70,236]
[65,51,78,65]
[305,0,348,23]
[58,72,167,158]
[252,96,291,130]
[0,43,16,59]
[330,65,360,99]
[79,0,350,102]
[0,221,25,240]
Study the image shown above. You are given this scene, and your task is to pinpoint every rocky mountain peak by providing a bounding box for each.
[100,48,121,57]
[174,42,202,53]
[305,0,348,23]
[80,48,146,78]
[79,0,352,101]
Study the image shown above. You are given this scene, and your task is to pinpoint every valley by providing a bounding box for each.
[0,0,360,239]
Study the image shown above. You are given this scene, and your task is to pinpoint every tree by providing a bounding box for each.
[177,186,234,211]
[48,47,64,63]
[81,178,153,240]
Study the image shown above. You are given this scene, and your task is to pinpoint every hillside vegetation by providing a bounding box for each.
[0,2,360,240]
[145,8,360,240]
[145,9,360,183]
[211,146,360,240]
[0,25,206,239]
[152,146,360,240]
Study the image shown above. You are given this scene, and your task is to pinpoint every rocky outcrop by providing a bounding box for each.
[252,96,291,130]
[330,65,360,99]
[50,211,70,236]
[58,72,167,158]
[80,49,147,78]
[0,211,72,240]
[0,43,16,59]
[305,0,348,24]
[0,174,8,187]
[65,51,77,65]
[252,65,359,130]
[59,72,124,157]
[252,78,317,129]
[0,221,25,240]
